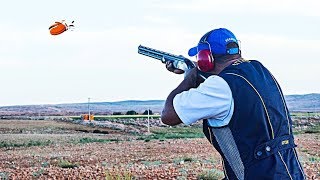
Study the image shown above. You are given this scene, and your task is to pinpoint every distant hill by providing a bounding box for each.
[0,100,165,116]
[284,93,320,112]
[0,94,319,116]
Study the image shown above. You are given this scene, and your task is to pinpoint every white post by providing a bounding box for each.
[88,97,91,121]
[147,107,150,133]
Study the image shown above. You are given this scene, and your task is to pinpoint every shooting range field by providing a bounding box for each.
[0,114,319,179]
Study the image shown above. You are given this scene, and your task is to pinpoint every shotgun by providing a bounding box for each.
[138,45,195,72]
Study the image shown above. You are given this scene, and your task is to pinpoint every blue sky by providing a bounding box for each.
[0,0,319,106]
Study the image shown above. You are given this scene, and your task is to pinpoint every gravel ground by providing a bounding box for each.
[0,120,319,179]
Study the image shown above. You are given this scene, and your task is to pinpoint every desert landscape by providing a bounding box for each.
[1,0,319,179]
[0,115,319,179]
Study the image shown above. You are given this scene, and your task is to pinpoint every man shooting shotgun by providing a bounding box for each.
[138,28,305,179]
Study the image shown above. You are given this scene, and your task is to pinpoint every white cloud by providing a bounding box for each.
[143,15,174,25]
[240,33,320,52]
[152,0,320,16]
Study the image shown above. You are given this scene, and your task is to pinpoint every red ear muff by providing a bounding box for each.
[197,49,214,72]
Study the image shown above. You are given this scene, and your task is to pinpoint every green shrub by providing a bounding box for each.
[112,112,123,115]
[58,160,78,168]
[309,156,320,163]
[142,109,153,115]
[197,169,224,180]
[105,171,134,180]
[183,157,193,162]
[0,172,9,180]
[126,110,137,115]
[137,127,204,141]
[41,161,50,168]
[78,137,119,144]
[33,168,44,178]
[0,140,52,148]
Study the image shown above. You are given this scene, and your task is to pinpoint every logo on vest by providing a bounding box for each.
[282,140,289,145]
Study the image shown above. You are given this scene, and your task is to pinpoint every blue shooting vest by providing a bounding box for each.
[202,60,305,180]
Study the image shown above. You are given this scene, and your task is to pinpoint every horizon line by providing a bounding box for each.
[0,93,319,107]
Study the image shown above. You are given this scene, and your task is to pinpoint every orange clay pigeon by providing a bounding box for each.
[49,20,74,35]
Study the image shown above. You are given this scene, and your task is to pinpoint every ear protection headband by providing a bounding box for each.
[197,31,240,72]
[197,31,215,72]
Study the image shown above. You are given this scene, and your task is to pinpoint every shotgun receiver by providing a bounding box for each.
[138,45,195,71]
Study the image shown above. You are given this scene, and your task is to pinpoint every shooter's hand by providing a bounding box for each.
[165,61,185,74]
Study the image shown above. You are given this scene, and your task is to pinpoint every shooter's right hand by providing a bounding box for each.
[165,61,185,74]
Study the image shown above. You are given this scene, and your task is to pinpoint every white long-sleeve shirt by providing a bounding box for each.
[173,75,234,127]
